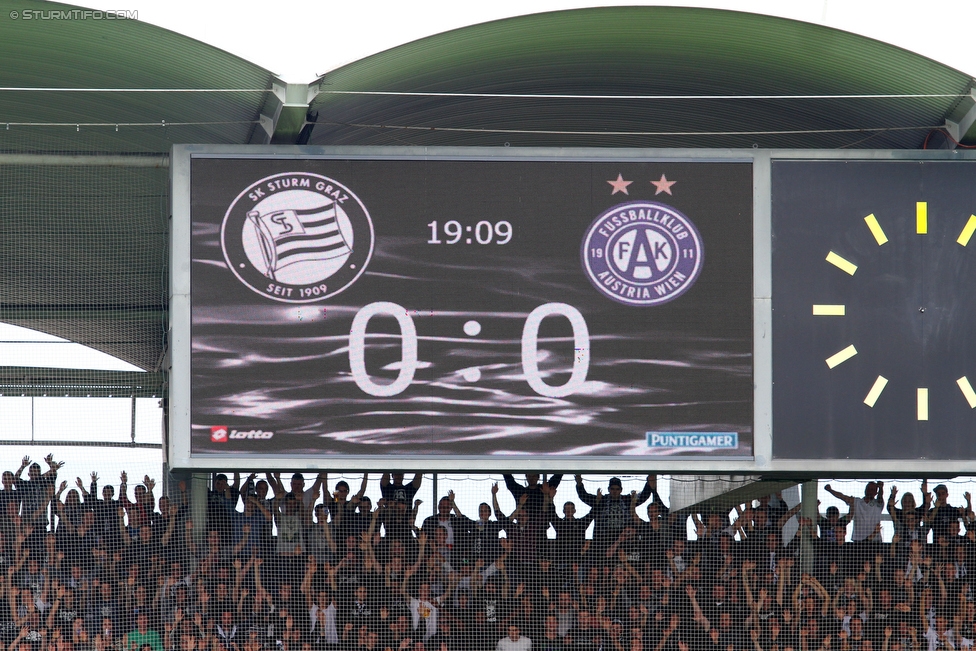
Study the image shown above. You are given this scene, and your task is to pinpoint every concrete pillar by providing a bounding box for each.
[191,473,209,544]
[801,480,819,573]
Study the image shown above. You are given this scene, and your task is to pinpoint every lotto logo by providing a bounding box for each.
[229,429,274,440]
[210,426,273,442]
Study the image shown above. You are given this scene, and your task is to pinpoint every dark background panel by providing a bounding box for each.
[189,157,754,458]
[772,160,976,459]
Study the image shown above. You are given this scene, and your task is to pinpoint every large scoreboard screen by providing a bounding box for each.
[170,148,755,468]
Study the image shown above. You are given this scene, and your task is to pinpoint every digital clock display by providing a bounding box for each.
[185,154,754,459]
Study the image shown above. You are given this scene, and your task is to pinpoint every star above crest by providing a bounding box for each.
[651,174,676,195]
[607,173,633,195]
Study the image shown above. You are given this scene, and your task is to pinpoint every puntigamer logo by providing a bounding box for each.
[581,201,704,306]
[220,172,374,303]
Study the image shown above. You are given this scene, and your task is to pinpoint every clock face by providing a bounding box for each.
[772,160,976,460]
[188,157,754,459]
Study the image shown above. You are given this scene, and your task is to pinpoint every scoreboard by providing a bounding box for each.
[170,147,976,473]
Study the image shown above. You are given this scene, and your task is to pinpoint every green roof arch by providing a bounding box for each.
[307,6,975,149]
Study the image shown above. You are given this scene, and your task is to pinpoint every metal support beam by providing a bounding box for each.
[0,154,168,167]
[944,87,976,146]
[0,367,165,398]
[0,440,160,448]
[250,78,313,145]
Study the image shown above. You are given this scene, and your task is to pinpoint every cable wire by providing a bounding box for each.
[318,90,969,101]
[319,121,944,138]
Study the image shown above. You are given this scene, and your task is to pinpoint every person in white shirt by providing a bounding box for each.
[496,625,532,651]
[925,614,957,651]
[825,482,884,542]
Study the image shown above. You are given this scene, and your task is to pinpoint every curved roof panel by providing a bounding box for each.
[0,0,276,153]
[307,7,974,149]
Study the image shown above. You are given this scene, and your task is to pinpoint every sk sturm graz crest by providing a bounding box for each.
[581,201,704,306]
[220,172,374,303]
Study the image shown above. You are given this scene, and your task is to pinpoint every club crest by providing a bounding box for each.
[581,201,704,306]
[220,172,373,303]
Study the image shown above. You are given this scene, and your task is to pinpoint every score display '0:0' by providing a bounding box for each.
[348,302,590,398]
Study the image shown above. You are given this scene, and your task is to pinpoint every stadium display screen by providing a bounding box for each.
[179,153,755,462]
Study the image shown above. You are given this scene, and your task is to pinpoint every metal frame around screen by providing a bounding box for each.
[170,145,976,474]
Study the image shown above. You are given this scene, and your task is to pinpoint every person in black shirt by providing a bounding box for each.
[382,473,423,506]
[503,474,562,520]
[16,454,61,534]
[927,483,971,543]
[456,485,505,566]
[888,484,929,545]
[84,473,123,550]
[548,484,598,575]
[575,476,654,561]
[0,468,20,522]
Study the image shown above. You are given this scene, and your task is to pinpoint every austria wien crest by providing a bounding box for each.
[581,201,704,306]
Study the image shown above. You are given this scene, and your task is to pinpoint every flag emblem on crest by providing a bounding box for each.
[246,204,353,281]
[220,172,374,304]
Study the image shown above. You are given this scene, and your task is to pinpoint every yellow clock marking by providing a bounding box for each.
[826,251,857,275]
[957,376,976,408]
[917,388,929,420]
[813,304,845,316]
[916,202,928,234]
[958,216,976,246]
[863,375,888,407]
[826,344,857,369]
[864,214,888,245]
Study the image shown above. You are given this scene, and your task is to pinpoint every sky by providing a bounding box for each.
[81,0,976,82]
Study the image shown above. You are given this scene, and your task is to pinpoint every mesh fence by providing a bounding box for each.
[0,469,974,651]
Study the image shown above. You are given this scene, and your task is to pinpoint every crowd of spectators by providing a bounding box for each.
[2,461,976,651]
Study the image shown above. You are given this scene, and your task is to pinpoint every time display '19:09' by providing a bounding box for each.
[427,220,512,244]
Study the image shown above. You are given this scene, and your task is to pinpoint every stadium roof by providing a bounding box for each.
[307,6,976,149]
[0,2,973,392]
